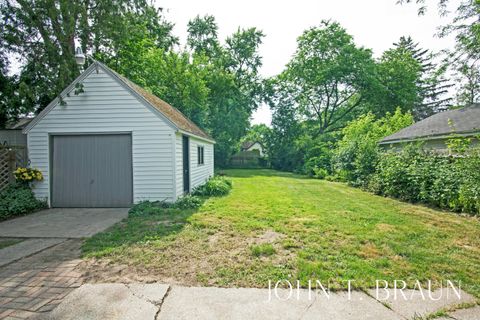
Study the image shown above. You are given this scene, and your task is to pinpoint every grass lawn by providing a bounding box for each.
[82,169,480,297]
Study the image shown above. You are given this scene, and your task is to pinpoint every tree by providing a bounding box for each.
[394,36,453,119]
[0,0,176,125]
[279,21,377,135]
[398,0,480,106]
[332,109,414,186]
[0,54,16,127]
[185,15,265,167]
[241,124,271,145]
[203,62,255,168]
[223,27,265,118]
[455,59,480,104]
[187,15,219,57]
[265,77,305,171]
[374,45,422,116]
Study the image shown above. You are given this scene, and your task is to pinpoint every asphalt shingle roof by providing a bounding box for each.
[100,62,213,141]
[380,104,480,144]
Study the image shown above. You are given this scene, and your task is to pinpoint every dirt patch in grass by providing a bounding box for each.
[256,230,285,244]
[375,223,395,232]
[358,243,381,259]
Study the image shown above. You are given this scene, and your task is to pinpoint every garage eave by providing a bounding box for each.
[22,63,99,134]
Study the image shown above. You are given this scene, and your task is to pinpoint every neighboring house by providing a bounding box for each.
[241,141,265,157]
[0,118,32,147]
[23,61,215,208]
[380,103,480,152]
[231,141,267,168]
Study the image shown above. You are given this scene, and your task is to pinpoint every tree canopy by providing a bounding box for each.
[0,0,176,126]
[398,0,480,105]
[1,1,476,173]
[277,21,377,135]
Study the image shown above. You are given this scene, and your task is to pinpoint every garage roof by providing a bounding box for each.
[380,104,480,144]
[24,61,214,143]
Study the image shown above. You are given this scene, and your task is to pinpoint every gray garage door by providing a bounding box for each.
[51,134,133,207]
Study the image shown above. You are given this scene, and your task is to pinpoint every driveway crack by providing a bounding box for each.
[123,284,172,320]
[155,285,172,319]
[299,290,317,320]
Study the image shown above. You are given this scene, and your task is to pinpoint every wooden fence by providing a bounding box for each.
[0,144,28,192]
[229,150,267,168]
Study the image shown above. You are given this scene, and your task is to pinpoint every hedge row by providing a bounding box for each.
[368,146,480,215]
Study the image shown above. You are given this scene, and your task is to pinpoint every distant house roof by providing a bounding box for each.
[24,61,214,142]
[5,117,33,130]
[241,141,263,150]
[380,104,480,144]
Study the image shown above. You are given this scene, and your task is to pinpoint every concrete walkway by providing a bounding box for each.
[0,239,64,268]
[36,283,479,320]
[0,208,128,238]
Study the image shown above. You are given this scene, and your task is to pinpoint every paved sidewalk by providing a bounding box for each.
[0,240,84,319]
[39,283,479,320]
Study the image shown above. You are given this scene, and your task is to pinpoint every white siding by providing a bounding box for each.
[28,68,176,205]
[247,142,264,156]
[173,133,214,198]
[189,136,214,191]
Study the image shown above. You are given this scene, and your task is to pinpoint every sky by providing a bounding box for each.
[157,0,458,126]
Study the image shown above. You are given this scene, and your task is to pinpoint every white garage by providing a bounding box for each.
[23,61,215,208]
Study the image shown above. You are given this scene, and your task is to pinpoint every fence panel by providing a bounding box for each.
[0,145,28,192]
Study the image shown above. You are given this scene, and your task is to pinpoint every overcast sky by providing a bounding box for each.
[157,0,458,126]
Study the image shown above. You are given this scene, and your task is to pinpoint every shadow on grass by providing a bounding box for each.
[81,206,198,258]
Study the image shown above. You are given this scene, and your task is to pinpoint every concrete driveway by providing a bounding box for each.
[0,208,128,238]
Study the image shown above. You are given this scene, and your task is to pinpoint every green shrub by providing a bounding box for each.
[174,195,203,210]
[193,176,232,197]
[370,146,480,215]
[128,177,233,217]
[250,244,276,257]
[300,133,337,177]
[456,149,480,213]
[332,109,414,187]
[0,184,47,221]
[312,167,328,179]
[128,200,172,216]
[129,195,204,217]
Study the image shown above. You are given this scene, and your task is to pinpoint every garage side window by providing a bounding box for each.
[197,146,204,165]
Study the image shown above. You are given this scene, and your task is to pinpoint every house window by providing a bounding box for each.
[197,146,204,165]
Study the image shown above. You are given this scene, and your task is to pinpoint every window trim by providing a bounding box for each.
[197,145,205,166]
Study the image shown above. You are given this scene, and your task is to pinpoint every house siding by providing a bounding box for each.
[173,133,214,198]
[246,142,264,156]
[189,136,214,191]
[381,137,479,153]
[28,67,176,205]
[0,130,27,147]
